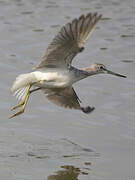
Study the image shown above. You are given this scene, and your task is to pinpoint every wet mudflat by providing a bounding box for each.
[0,0,135,179]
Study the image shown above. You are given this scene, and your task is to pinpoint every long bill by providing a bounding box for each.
[103,68,127,78]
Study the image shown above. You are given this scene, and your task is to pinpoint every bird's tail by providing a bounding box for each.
[11,73,35,101]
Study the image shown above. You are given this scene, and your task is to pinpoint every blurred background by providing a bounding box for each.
[0,0,135,179]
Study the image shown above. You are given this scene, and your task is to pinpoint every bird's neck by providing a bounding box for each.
[69,66,97,84]
[80,66,98,76]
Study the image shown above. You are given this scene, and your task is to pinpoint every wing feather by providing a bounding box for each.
[43,87,81,110]
[36,12,102,69]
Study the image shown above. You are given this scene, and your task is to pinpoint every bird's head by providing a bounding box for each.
[85,63,126,78]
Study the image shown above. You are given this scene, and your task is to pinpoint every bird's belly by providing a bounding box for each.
[33,71,71,88]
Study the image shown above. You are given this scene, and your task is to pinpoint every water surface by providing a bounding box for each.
[0,0,135,179]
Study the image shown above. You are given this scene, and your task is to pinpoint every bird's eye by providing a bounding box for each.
[100,66,104,70]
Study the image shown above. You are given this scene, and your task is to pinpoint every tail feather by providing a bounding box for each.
[13,87,27,101]
[11,72,35,101]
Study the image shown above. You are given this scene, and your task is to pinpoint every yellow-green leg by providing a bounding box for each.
[11,99,25,111]
[10,84,31,119]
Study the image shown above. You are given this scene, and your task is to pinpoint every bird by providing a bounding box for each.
[10,12,126,118]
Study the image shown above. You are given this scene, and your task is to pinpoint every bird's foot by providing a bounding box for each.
[9,108,25,119]
[10,85,31,119]
[11,100,25,111]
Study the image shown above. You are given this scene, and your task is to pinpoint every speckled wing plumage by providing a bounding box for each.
[36,12,102,69]
[43,87,81,110]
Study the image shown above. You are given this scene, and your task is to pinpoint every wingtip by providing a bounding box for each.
[81,106,95,114]
[80,12,102,19]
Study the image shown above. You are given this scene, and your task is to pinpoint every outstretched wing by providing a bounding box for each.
[43,87,82,110]
[36,12,102,69]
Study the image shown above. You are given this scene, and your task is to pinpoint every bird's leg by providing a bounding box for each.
[29,87,41,94]
[11,85,31,111]
[10,84,31,119]
[11,87,41,111]
[11,99,25,111]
